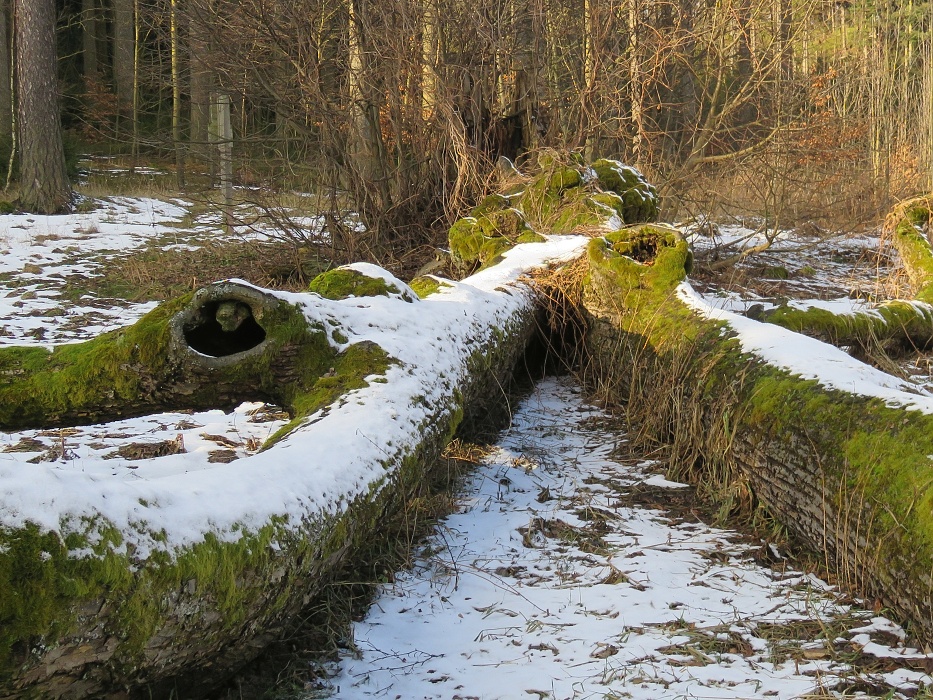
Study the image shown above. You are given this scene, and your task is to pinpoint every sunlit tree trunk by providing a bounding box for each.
[627,0,645,165]
[346,0,388,212]
[13,0,70,214]
[421,0,439,117]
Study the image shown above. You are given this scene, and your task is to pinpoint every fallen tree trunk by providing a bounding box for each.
[580,221,933,646]
[0,281,338,430]
[759,197,933,356]
[0,245,584,698]
[761,300,933,356]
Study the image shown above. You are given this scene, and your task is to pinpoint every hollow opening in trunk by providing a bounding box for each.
[184,300,267,357]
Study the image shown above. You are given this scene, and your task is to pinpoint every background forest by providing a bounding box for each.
[2,0,932,257]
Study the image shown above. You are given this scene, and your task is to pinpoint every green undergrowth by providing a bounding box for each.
[584,224,933,640]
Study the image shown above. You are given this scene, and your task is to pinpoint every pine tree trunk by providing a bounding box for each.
[14,0,70,214]
[0,1,12,144]
[112,0,133,108]
[82,0,98,78]
[188,11,211,160]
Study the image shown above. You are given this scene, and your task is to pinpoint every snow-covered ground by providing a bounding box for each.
[318,378,933,699]
[0,197,190,343]
[686,223,900,316]
[0,188,325,346]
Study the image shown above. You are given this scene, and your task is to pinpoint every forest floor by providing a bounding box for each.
[2,160,932,699]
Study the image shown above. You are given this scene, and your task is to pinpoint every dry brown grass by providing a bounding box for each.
[92,239,329,302]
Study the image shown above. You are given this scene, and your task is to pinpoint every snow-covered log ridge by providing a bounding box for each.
[0,237,586,698]
[583,224,933,648]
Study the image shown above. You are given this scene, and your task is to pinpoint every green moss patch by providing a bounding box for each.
[449,155,661,271]
[448,208,538,269]
[409,276,452,299]
[591,159,659,223]
[309,268,403,301]
[887,197,933,303]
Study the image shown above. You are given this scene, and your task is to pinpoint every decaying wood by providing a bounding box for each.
[0,271,542,698]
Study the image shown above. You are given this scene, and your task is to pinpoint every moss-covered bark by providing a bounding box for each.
[0,266,544,697]
[582,223,933,646]
[449,154,658,270]
[887,195,933,303]
[0,281,337,430]
[764,301,933,355]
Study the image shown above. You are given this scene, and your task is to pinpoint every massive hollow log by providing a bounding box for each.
[0,280,337,430]
[445,163,933,645]
[0,248,584,699]
[581,221,933,646]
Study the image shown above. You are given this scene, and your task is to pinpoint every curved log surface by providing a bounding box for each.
[581,220,933,647]
[0,246,584,698]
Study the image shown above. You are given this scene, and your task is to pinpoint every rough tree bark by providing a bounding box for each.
[81,0,98,78]
[0,0,12,144]
[112,0,134,109]
[14,0,70,214]
[188,7,211,160]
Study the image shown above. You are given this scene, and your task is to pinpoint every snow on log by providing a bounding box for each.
[0,240,585,698]
[582,221,933,646]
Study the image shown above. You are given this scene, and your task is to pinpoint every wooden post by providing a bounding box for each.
[210,92,233,233]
